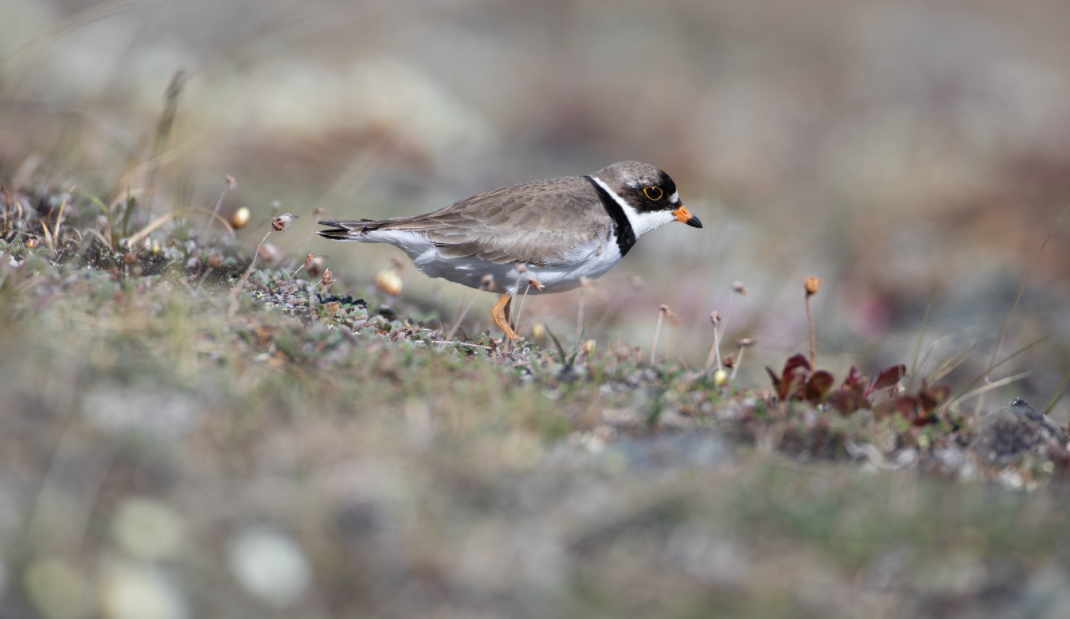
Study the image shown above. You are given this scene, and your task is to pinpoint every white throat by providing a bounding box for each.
[589,175,676,238]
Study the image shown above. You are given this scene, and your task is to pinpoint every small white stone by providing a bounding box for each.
[81,387,199,438]
[111,498,184,561]
[895,448,918,466]
[23,557,89,619]
[100,562,188,619]
[228,529,311,608]
[997,468,1024,490]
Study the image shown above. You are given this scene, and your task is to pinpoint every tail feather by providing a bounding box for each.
[317,219,387,240]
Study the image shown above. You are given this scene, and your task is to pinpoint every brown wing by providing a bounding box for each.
[327,177,611,266]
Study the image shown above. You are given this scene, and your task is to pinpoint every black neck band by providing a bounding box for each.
[585,175,636,256]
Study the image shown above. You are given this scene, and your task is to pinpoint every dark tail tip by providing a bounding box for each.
[317,227,353,240]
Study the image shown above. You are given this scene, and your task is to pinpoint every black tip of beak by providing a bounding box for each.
[686,216,703,229]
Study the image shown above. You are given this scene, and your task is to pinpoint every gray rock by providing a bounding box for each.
[970,399,1068,465]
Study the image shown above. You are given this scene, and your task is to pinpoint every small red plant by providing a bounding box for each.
[767,356,949,425]
[879,379,952,426]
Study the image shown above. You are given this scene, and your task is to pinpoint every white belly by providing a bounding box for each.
[352,228,623,294]
[414,238,622,295]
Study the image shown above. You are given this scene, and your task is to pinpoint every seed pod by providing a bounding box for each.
[231,207,251,229]
[258,242,279,261]
[373,268,402,296]
[271,213,298,232]
[805,276,822,296]
[304,253,324,278]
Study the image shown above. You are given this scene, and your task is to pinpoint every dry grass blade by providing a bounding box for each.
[947,371,1032,412]
[113,137,202,193]
[704,312,722,373]
[429,341,492,350]
[914,325,989,382]
[38,220,54,253]
[312,104,413,215]
[513,279,540,341]
[0,0,155,75]
[650,305,673,366]
[1044,368,1070,416]
[908,281,938,390]
[204,177,235,236]
[951,335,1052,408]
[127,209,235,247]
[229,227,276,316]
[926,337,987,383]
[0,181,13,212]
[444,289,481,343]
[107,187,152,211]
[50,191,71,251]
[977,203,1070,413]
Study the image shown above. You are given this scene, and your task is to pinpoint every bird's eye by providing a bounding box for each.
[643,186,664,201]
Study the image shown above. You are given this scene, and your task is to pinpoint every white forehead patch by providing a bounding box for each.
[668,191,679,204]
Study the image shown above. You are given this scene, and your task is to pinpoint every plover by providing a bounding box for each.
[318,161,701,339]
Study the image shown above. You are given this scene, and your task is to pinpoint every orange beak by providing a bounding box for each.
[673,205,702,228]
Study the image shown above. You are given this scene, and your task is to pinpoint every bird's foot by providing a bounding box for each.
[492,294,520,341]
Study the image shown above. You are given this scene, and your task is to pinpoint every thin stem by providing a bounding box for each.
[576,286,586,343]
[203,186,229,237]
[228,229,272,316]
[444,288,480,343]
[806,295,816,369]
[51,191,70,251]
[513,281,533,339]
[196,267,214,289]
[718,294,737,341]
[650,310,665,366]
[729,346,746,381]
[909,281,938,391]
[429,341,492,350]
[704,327,722,373]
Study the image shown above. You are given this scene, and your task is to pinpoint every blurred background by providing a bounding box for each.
[2,0,1070,412]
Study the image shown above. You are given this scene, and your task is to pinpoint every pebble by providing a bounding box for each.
[99,562,187,619]
[111,498,184,561]
[228,528,311,608]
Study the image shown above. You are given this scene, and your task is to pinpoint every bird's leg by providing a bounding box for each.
[492,294,518,340]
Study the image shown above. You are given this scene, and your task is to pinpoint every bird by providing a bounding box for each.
[317,160,702,340]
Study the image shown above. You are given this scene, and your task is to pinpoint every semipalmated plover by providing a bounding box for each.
[318,161,701,339]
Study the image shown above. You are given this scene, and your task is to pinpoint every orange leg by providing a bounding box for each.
[492,294,518,340]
